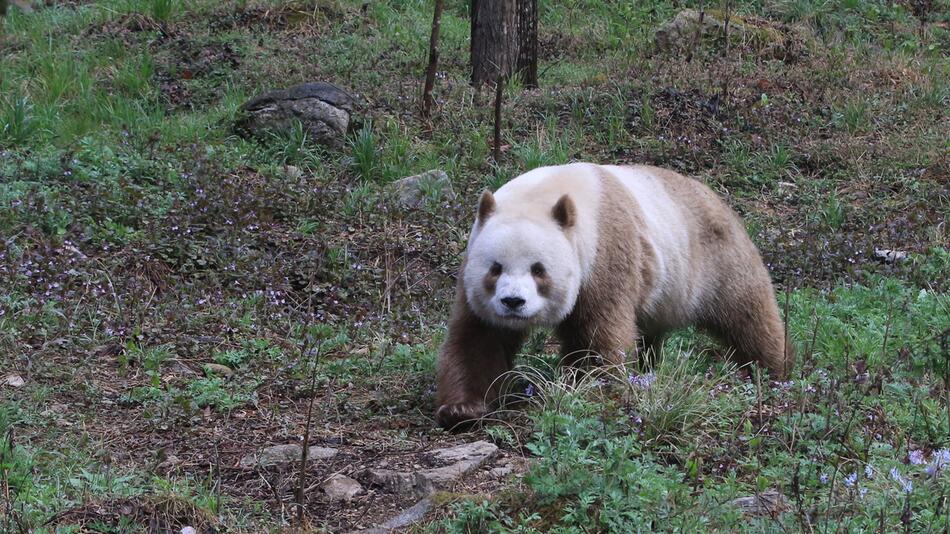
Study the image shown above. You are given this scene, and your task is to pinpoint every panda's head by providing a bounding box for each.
[463,190,581,330]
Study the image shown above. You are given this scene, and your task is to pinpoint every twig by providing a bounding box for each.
[294,322,321,525]
[421,0,445,118]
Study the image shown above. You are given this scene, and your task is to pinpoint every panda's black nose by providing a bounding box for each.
[501,296,525,310]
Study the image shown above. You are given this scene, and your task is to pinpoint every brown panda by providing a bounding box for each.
[435,163,794,430]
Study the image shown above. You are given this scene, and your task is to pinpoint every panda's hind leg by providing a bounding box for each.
[701,273,794,378]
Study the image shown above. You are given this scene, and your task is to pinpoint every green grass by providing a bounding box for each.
[436,276,950,532]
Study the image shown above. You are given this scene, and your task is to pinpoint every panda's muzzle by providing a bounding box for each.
[500,296,526,310]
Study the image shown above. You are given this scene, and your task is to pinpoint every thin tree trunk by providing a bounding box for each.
[493,79,503,162]
[421,0,445,118]
[516,0,538,88]
[471,0,518,88]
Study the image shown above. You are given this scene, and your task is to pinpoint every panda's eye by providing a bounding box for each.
[489,262,503,276]
[531,262,546,277]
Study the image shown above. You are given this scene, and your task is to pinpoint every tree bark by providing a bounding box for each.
[516,0,538,88]
[421,0,445,118]
[470,0,518,88]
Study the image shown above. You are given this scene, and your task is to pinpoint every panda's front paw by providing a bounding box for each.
[435,401,487,431]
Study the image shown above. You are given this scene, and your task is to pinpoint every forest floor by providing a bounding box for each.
[1,0,949,532]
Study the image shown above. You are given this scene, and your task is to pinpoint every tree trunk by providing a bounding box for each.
[470,0,518,88]
[516,0,538,88]
[421,0,445,118]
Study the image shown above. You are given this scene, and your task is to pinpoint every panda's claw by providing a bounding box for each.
[435,402,487,431]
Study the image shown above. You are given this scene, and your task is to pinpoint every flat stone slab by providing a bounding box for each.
[239,444,338,468]
[361,441,498,497]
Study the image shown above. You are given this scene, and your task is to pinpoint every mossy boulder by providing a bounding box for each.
[655,9,812,61]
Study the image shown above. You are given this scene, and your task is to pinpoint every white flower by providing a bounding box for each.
[865,464,875,479]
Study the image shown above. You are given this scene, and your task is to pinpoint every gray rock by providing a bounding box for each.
[322,474,363,501]
[391,170,456,209]
[347,498,432,534]
[489,465,513,478]
[4,374,24,388]
[236,82,355,147]
[729,490,788,516]
[428,440,498,464]
[202,363,234,378]
[361,441,499,497]
[655,9,809,60]
[361,468,434,497]
[874,248,908,264]
[239,444,338,468]
[379,498,432,529]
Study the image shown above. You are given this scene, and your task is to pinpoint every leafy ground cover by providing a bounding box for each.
[1,0,948,532]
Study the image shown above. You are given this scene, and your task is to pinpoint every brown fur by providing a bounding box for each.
[435,262,526,430]
[640,166,794,375]
[435,165,794,430]
[555,170,653,367]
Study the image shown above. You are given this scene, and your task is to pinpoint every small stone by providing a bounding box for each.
[322,474,363,501]
[873,248,908,264]
[730,490,788,516]
[239,444,338,468]
[158,454,181,471]
[282,165,303,180]
[391,170,456,209]
[5,375,24,388]
[489,465,513,478]
[203,363,234,378]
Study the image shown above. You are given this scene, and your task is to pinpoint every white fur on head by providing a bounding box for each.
[464,212,581,330]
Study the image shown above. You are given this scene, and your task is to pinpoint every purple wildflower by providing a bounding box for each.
[819,472,829,484]
[524,384,535,397]
[908,450,926,465]
[890,467,913,494]
[865,464,875,479]
[628,372,656,390]
[925,448,950,476]
[844,472,858,487]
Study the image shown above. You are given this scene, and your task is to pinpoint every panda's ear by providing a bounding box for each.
[477,190,496,224]
[552,194,576,229]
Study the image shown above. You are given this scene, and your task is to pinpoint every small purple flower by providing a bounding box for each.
[890,467,913,494]
[524,384,535,397]
[925,448,950,476]
[865,465,875,479]
[819,472,829,484]
[628,372,656,390]
[859,487,868,499]
[844,472,858,487]
[908,450,926,465]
